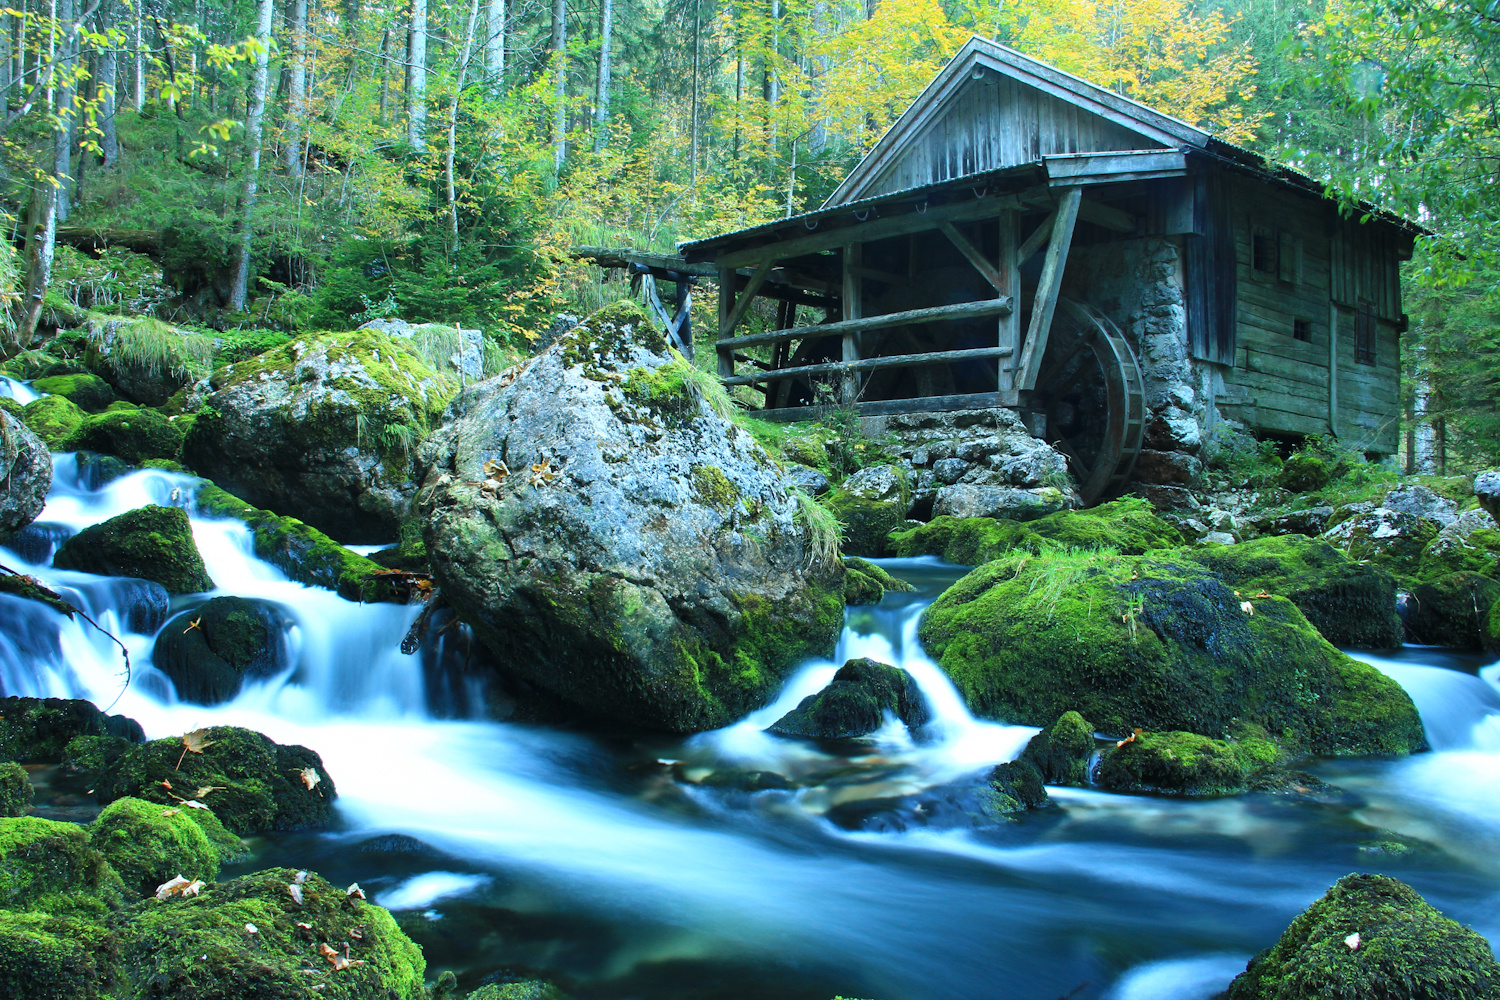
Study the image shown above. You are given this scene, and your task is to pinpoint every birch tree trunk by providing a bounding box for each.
[550,0,565,171]
[591,0,610,151]
[483,0,503,91]
[446,0,480,237]
[17,183,57,347]
[131,0,143,108]
[98,0,119,168]
[283,0,308,174]
[407,0,427,150]
[230,0,274,311]
[52,0,74,225]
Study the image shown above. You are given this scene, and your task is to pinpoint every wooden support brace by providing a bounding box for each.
[719,297,1015,351]
[939,222,1005,292]
[723,346,1011,386]
[997,211,1020,391]
[841,243,862,404]
[1015,187,1082,392]
[1017,211,1056,267]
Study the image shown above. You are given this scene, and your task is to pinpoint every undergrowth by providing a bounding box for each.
[792,487,842,570]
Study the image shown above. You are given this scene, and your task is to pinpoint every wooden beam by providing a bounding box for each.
[1017,211,1055,267]
[1015,187,1083,391]
[717,267,735,378]
[719,297,1015,351]
[1077,198,1136,233]
[842,244,863,404]
[939,222,1004,292]
[717,194,1023,269]
[750,389,1022,422]
[997,211,1020,392]
[721,255,775,340]
[724,346,1011,386]
[1329,302,1340,437]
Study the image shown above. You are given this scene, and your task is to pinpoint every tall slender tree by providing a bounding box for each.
[407,0,427,149]
[592,0,610,151]
[283,0,309,174]
[483,0,503,89]
[97,0,119,169]
[230,0,274,311]
[446,0,480,236]
[550,0,565,169]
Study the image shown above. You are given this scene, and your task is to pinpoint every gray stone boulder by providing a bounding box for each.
[1322,505,1440,580]
[418,302,846,733]
[0,411,50,542]
[183,329,458,543]
[784,462,828,496]
[1475,469,1500,522]
[932,483,1072,521]
[1381,483,1458,528]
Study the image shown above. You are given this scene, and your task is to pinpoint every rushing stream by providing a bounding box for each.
[4,456,1500,999]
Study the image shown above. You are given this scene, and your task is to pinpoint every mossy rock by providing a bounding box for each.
[841,556,915,606]
[1223,873,1500,999]
[88,796,234,898]
[1406,572,1500,650]
[0,815,126,912]
[0,696,144,764]
[0,907,117,999]
[2,350,84,380]
[1275,452,1332,493]
[30,373,116,412]
[1420,526,1500,583]
[61,735,138,784]
[1324,507,1440,582]
[194,482,400,603]
[889,497,1182,565]
[65,407,183,463]
[467,981,569,1000]
[978,758,1050,819]
[75,450,135,490]
[768,658,929,738]
[96,726,336,836]
[0,397,20,420]
[19,394,85,449]
[918,551,1424,756]
[1097,730,1266,797]
[1017,711,1096,786]
[823,489,905,558]
[152,597,293,704]
[52,505,214,593]
[0,763,31,818]
[1183,535,1404,648]
[112,867,426,1000]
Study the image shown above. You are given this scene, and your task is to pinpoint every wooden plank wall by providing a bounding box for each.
[1218,175,1401,453]
[863,75,1157,197]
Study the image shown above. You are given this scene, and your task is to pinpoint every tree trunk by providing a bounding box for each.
[407,0,427,149]
[483,0,503,90]
[99,0,119,169]
[550,0,565,170]
[446,0,480,237]
[231,0,274,312]
[17,184,58,347]
[132,0,143,108]
[378,27,390,123]
[283,0,309,174]
[53,0,74,225]
[591,0,610,151]
[689,0,699,180]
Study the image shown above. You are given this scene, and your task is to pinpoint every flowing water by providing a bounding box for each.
[5,456,1500,1000]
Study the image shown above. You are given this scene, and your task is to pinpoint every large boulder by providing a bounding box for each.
[184,329,458,543]
[96,725,336,836]
[824,464,908,557]
[918,551,1423,756]
[890,497,1182,565]
[767,658,929,738]
[52,505,214,594]
[1223,874,1500,1000]
[1405,572,1500,649]
[1475,469,1500,522]
[152,597,294,704]
[1419,508,1500,581]
[19,394,84,449]
[1096,729,1277,797]
[0,696,145,763]
[64,407,183,464]
[83,316,211,407]
[88,796,241,898]
[931,483,1071,521]
[419,302,846,733]
[1322,504,1440,581]
[1183,534,1404,648]
[0,411,50,542]
[30,373,116,412]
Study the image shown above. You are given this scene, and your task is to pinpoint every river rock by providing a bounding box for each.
[768,658,929,738]
[1184,534,1404,648]
[1321,505,1439,580]
[1223,873,1500,999]
[785,462,828,496]
[184,329,457,543]
[0,761,32,816]
[30,373,116,412]
[53,504,214,594]
[931,483,1071,521]
[418,301,846,733]
[1405,572,1500,650]
[1016,711,1096,786]
[825,466,909,556]
[0,411,50,542]
[19,393,84,449]
[1419,508,1500,580]
[1096,729,1274,797]
[0,696,145,763]
[919,551,1423,756]
[1474,469,1500,522]
[842,556,915,605]
[83,316,208,406]
[152,597,294,704]
[65,407,183,464]
[88,795,243,897]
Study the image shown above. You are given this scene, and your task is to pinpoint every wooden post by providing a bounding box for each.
[998,211,1019,391]
[1328,301,1340,437]
[1015,187,1082,391]
[841,243,862,404]
[717,266,735,378]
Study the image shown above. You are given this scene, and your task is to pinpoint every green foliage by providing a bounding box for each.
[86,316,212,381]
[888,498,1182,564]
[792,487,843,571]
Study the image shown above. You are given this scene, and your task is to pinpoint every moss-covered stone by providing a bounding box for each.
[1224,873,1500,1000]
[768,658,929,738]
[1017,711,1096,786]
[824,488,906,558]
[978,759,1050,819]
[1421,525,1500,582]
[30,373,116,412]
[52,504,214,593]
[0,573,77,616]
[96,725,336,836]
[65,407,183,463]
[0,908,116,1000]
[621,356,703,421]
[0,397,20,420]
[1406,572,1500,649]
[88,796,230,898]
[1275,452,1332,493]
[152,597,292,704]
[1183,535,1404,648]
[0,763,31,817]
[467,983,568,1000]
[0,696,144,764]
[558,299,669,374]
[1323,506,1440,582]
[889,497,1182,565]
[0,815,126,911]
[841,556,914,607]
[690,464,743,512]
[61,735,138,784]
[1097,730,1259,797]
[918,551,1424,756]
[112,867,426,1000]
[19,394,85,449]
[195,482,402,603]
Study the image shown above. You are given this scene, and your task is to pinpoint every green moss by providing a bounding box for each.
[1407,572,1500,649]
[467,983,568,1000]
[1182,535,1404,648]
[0,764,30,818]
[1421,526,1500,582]
[65,407,183,463]
[767,658,928,738]
[691,464,743,512]
[841,556,915,606]
[96,726,336,836]
[60,735,136,783]
[1017,711,1096,786]
[1276,451,1332,493]
[918,551,1423,756]
[31,373,116,412]
[194,482,399,602]
[558,300,667,375]
[979,759,1050,819]
[88,797,225,898]
[0,397,20,421]
[824,488,906,558]
[1097,730,1252,797]
[622,360,698,419]
[0,574,78,617]
[889,497,1182,565]
[0,815,126,912]
[104,400,140,412]
[0,696,144,764]
[52,505,214,593]
[112,867,426,1000]
[0,908,117,1000]
[20,394,85,449]
[1327,508,1440,581]
[1224,874,1500,999]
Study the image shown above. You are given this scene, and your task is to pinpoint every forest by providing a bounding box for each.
[0,0,1493,463]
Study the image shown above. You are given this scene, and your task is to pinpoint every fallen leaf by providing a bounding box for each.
[194,786,225,799]
[318,942,365,972]
[1345,931,1361,950]
[346,883,366,900]
[156,875,192,901]
[482,458,510,479]
[159,779,173,791]
[161,807,181,817]
[182,616,203,635]
[182,880,204,897]
[178,799,209,810]
[299,768,321,791]
[288,883,304,906]
[1255,591,1272,599]
[296,921,313,930]
[294,870,309,885]
[1240,600,1255,616]
[245,923,258,934]
[174,729,216,771]
[1115,728,1143,749]
[528,462,560,487]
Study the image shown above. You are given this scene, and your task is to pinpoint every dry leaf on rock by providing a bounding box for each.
[174,728,216,770]
[288,883,304,906]
[345,883,366,900]
[299,768,321,791]
[155,875,191,901]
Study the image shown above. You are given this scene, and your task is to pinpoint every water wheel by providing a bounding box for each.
[1026,299,1145,505]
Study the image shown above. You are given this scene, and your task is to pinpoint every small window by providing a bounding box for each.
[1293,318,1312,342]
[1252,227,1277,275]
[1355,300,1376,366]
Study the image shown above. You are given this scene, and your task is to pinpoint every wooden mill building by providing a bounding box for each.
[604,37,1419,502]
